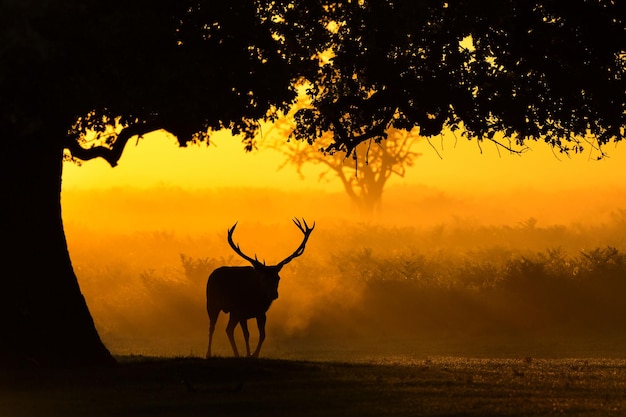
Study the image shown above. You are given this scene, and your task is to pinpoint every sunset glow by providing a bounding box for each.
[61,128,626,358]
[63,129,626,193]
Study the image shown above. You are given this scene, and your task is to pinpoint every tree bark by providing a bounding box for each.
[1,131,115,367]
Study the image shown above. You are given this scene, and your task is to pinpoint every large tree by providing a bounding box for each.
[1,0,327,366]
[1,0,623,367]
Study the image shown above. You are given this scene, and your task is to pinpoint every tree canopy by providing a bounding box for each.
[2,1,622,162]
[292,0,625,157]
[0,0,626,165]
[1,0,329,162]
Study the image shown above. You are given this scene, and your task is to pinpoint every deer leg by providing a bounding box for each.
[240,320,251,357]
[206,309,219,359]
[251,314,267,358]
[225,315,240,357]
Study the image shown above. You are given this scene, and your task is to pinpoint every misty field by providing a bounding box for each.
[39,186,626,416]
[1,356,625,416]
[62,186,626,358]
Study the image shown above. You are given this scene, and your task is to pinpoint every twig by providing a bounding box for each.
[484,136,528,154]
[451,130,459,149]
[476,139,483,154]
[426,137,444,160]
[549,144,563,162]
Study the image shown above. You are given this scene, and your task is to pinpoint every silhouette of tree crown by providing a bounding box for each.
[291,1,625,157]
[2,1,623,162]
[2,0,329,163]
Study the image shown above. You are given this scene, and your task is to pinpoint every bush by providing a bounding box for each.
[71,220,626,356]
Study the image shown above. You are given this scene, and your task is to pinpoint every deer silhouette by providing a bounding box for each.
[206,218,315,358]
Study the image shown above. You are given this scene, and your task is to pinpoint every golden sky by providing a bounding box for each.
[62,129,626,193]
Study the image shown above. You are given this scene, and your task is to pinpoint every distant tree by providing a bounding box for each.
[266,105,421,218]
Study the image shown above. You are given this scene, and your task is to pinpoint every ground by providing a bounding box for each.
[1,356,624,416]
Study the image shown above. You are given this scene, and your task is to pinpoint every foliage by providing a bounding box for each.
[70,217,626,357]
[1,0,329,160]
[294,0,625,156]
[179,254,236,283]
[3,1,622,161]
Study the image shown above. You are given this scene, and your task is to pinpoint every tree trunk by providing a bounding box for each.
[1,132,115,367]
[352,192,383,221]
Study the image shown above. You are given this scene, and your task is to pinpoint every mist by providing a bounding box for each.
[62,184,626,360]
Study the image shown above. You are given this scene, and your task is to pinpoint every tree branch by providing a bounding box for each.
[426,137,444,160]
[484,136,530,155]
[65,121,166,167]
[327,109,395,155]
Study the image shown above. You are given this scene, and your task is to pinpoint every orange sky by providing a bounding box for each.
[62,129,626,194]
[61,129,626,358]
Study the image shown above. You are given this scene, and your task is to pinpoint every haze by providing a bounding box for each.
[61,131,626,359]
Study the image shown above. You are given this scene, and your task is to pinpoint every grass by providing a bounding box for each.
[1,356,624,416]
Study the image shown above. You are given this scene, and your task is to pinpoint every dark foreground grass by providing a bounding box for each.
[0,356,624,417]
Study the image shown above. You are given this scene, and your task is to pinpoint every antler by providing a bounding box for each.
[227,223,264,267]
[276,218,315,269]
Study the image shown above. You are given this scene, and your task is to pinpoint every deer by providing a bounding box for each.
[205,218,315,358]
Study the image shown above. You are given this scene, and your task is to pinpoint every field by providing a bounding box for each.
[41,185,626,415]
[1,356,625,416]
[61,189,626,358]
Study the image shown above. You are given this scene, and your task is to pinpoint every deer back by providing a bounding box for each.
[206,265,281,319]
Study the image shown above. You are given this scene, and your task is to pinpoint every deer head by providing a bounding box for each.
[227,217,315,299]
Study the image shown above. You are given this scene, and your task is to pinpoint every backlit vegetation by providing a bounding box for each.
[63,187,626,359]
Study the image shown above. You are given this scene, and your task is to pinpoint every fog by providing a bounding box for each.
[62,185,626,360]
